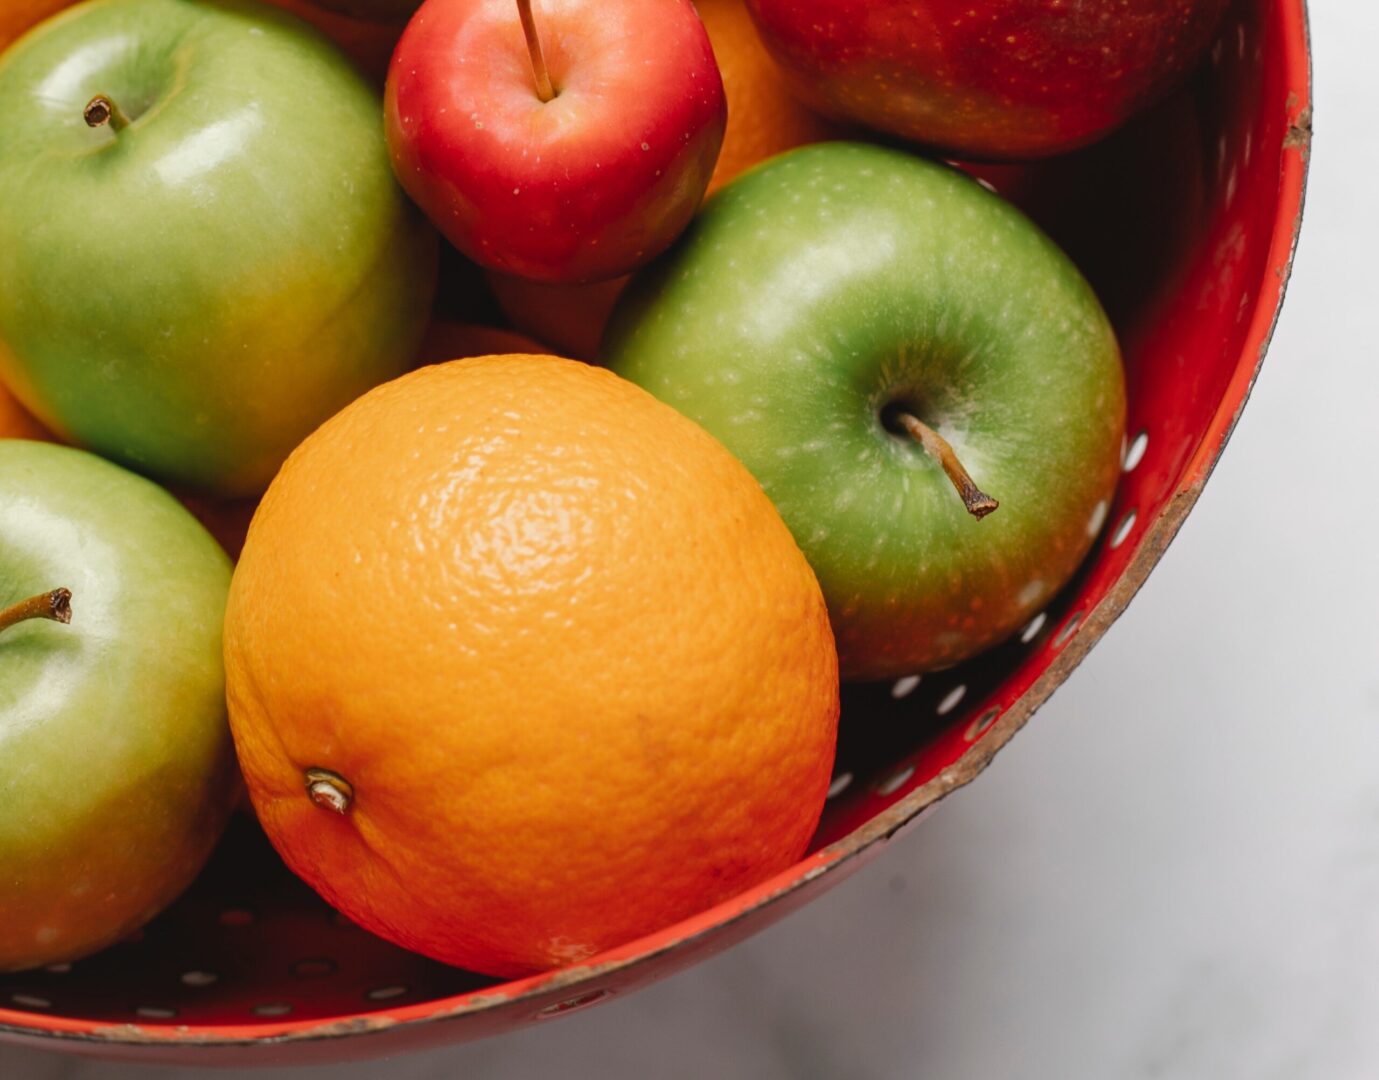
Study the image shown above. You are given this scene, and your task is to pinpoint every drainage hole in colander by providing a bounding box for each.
[1109,508,1138,549]
[875,763,916,798]
[1123,430,1149,472]
[180,971,219,988]
[826,772,853,799]
[252,1002,293,1017]
[1054,612,1083,648]
[365,985,408,1002]
[10,994,51,1010]
[965,707,1001,742]
[890,674,921,699]
[537,989,612,1018]
[135,1006,177,1019]
[936,683,966,716]
[1020,611,1047,644]
[43,963,71,974]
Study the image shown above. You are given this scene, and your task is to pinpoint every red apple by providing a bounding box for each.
[483,0,846,357]
[743,0,1229,159]
[386,0,726,283]
[486,272,625,360]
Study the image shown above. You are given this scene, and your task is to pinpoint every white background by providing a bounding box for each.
[4,2,1373,1077]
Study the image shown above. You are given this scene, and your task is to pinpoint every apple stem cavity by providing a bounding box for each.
[516,0,557,103]
[0,588,73,636]
[895,412,999,520]
[84,94,131,133]
[305,767,354,815]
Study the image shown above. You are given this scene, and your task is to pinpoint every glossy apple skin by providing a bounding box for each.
[0,440,237,971]
[0,0,438,497]
[387,0,726,284]
[606,143,1125,679]
[744,0,1229,159]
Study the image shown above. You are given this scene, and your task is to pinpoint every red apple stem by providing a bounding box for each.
[84,94,131,133]
[896,412,999,520]
[0,588,73,636]
[516,0,556,103]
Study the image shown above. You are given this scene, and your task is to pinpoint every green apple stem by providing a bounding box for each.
[0,588,73,636]
[84,95,131,133]
[895,412,999,520]
[516,0,556,103]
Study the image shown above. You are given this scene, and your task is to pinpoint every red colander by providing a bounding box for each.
[0,0,1311,1065]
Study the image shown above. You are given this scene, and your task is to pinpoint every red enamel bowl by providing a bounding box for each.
[0,0,1311,1065]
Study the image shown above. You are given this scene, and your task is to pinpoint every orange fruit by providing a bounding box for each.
[0,379,54,442]
[224,355,839,977]
[698,0,842,197]
[491,0,841,360]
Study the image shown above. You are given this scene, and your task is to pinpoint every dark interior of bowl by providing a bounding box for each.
[0,0,1307,1059]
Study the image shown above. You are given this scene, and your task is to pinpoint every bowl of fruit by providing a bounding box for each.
[0,0,1310,1065]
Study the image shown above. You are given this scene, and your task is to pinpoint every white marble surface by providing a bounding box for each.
[3,5,1371,1078]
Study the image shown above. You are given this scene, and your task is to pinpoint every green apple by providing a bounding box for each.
[605,142,1125,680]
[0,440,237,972]
[0,0,438,497]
